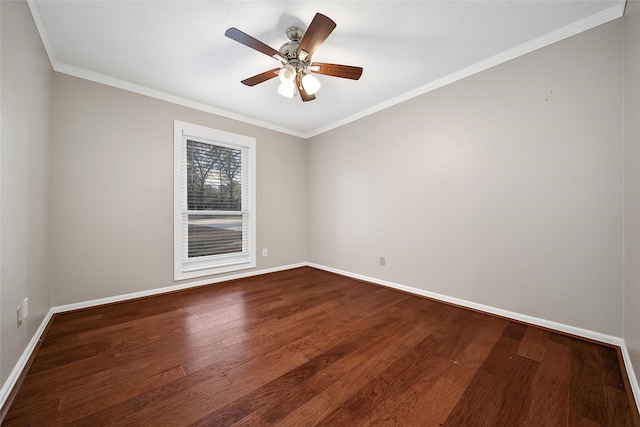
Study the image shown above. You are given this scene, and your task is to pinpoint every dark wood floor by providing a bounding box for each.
[3,267,639,426]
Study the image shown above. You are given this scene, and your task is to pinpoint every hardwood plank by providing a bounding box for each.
[164,296,380,402]
[502,320,528,341]
[190,339,369,426]
[18,351,119,394]
[120,352,307,425]
[604,384,637,426]
[5,368,113,414]
[57,365,186,411]
[525,339,571,427]
[191,296,430,426]
[315,336,451,426]
[569,339,608,424]
[64,400,134,427]
[517,326,549,362]
[601,345,625,389]
[2,393,58,425]
[3,267,638,426]
[360,365,462,426]
[443,335,540,426]
[400,377,465,426]
[304,305,480,424]
[441,315,508,389]
[569,411,602,426]
[28,338,113,374]
[274,313,441,426]
[20,366,186,426]
[224,351,309,385]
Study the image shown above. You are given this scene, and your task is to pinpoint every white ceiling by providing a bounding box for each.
[29,1,625,138]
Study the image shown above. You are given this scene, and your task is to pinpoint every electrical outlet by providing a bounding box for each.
[23,297,29,319]
[379,256,386,266]
[262,248,268,257]
[17,306,23,327]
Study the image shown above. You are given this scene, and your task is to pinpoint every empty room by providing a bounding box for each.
[1,0,640,425]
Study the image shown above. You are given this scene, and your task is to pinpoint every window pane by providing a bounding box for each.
[188,214,242,258]
[186,140,242,211]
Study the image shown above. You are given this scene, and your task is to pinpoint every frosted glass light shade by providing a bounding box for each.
[302,73,321,95]
[277,81,295,98]
[278,65,296,83]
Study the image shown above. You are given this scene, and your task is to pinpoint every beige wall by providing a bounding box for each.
[0,1,53,385]
[51,74,307,305]
[308,21,624,336]
[624,0,640,391]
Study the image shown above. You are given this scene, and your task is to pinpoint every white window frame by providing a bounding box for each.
[174,120,256,280]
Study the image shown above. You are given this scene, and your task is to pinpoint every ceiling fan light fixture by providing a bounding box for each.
[302,73,321,95]
[226,13,362,102]
[278,64,296,83]
[278,81,296,98]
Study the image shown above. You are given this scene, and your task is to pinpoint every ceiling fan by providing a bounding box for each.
[225,13,363,102]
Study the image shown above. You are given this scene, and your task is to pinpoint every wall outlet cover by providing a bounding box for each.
[17,306,23,327]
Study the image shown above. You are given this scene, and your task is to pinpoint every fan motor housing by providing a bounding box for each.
[279,26,308,62]
[279,41,299,60]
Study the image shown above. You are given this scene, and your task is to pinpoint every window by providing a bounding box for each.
[174,120,256,280]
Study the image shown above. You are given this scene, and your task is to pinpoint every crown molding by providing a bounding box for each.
[27,1,626,140]
[306,2,626,138]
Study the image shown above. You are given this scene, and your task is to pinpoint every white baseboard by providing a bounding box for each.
[52,262,307,314]
[306,263,622,345]
[0,308,54,412]
[2,261,639,415]
[621,341,640,412]
[307,262,640,412]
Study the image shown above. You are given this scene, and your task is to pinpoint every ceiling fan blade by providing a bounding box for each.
[296,75,316,102]
[225,27,285,62]
[297,13,336,60]
[309,63,363,80]
[241,68,280,86]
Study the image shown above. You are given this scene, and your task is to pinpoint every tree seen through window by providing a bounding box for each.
[186,140,243,258]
